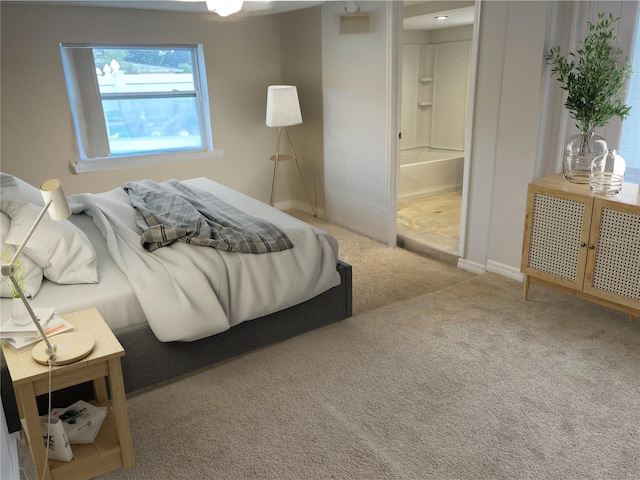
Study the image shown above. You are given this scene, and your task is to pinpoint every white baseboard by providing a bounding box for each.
[274,199,323,218]
[486,260,524,282]
[457,258,486,275]
[458,258,524,282]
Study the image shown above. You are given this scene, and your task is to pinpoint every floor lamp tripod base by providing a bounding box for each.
[269,127,317,217]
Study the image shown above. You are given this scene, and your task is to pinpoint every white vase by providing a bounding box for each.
[11,297,31,326]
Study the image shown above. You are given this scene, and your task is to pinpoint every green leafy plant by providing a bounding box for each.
[1,248,25,298]
[546,12,632,138]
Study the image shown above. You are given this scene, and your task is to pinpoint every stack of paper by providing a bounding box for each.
[0,308,73,353]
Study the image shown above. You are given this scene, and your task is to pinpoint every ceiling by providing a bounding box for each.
[3,1,475,29]
[2,0,323,17]
[403,5,474,31]
[403,1,475,30]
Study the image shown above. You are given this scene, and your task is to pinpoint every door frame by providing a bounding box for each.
[389,0,483,258]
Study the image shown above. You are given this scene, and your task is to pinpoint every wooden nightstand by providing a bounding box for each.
[1,308,134,480]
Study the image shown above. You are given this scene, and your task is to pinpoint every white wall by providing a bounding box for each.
[401,44,423,148]
[0,4,290,205]
[458,0,508,275]
[431,41,470,151]
[322,1,400,244]
[279,7,325,215]
[430,25,473,44]
[468,0,638,278]
[483,1,551,278]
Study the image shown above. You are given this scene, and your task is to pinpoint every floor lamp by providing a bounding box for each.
[266,85,317,217]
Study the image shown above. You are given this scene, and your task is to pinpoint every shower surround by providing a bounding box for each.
[401,38,470,201]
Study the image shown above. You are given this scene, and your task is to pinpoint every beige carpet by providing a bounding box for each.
[18,215,640,479]
[97,274,638,479]
[284,210,474,315]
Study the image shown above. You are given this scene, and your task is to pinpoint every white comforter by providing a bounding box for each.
[69,178,341,342]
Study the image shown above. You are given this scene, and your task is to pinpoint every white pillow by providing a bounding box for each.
[3,201,98,284]
[0,173,45,206]
[0,212,44,297]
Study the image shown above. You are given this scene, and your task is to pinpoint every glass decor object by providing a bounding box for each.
[12,297,31,326]
[590,149,626,196]
[564,132,608,184]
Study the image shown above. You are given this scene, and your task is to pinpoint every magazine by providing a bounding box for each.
[50,400,107,444]
[21,417,73,462]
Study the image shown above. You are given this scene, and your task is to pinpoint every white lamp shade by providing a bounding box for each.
[266,85,302,127]
[40,179,71,221]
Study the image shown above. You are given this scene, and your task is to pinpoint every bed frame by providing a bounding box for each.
[1,261,352,433]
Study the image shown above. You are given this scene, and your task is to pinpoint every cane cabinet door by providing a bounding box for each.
[584,198,640,311]
[522,184,594,292]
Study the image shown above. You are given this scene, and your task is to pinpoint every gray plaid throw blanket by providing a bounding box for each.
[124,179,293,253]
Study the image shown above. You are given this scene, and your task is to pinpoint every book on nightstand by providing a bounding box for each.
[0,312,73,353]
[0,307,56,338]
[50,400,108,444]
[21,417,74,462]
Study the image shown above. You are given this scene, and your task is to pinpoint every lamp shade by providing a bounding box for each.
[40,179,71,221]
[266,85,302,127]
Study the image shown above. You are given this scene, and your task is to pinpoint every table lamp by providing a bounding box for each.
[266,85,317,216]
[1,179,95,365]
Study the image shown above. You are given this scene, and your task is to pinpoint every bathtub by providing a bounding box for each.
[399,147,464,202]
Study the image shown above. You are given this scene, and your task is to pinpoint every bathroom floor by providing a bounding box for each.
[397,191,461,264]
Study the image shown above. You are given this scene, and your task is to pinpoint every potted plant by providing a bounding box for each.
[546,12,632,183]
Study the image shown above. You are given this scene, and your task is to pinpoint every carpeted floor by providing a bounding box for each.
[285,210,474,315]
[18,214,640,479]
[95,273,638,479]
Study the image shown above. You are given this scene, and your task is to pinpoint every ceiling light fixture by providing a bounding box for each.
[205,0,244,16]
[435,15,448,20]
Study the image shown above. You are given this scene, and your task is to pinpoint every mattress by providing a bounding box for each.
[1,210,146,331]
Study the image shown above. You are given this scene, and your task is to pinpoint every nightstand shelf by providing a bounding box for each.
[1,308,134,480]
[46,408,122,480]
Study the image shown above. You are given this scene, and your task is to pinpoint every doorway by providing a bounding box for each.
[398,2,477,263]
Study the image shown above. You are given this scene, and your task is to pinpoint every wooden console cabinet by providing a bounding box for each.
[521,174,640,319]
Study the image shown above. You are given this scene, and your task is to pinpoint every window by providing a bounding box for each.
[619,9,640,185]
[60,44,214,173]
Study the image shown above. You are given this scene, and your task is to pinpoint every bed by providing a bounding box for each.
[0,173,352,433]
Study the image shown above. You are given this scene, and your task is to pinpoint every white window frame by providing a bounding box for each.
[60,43,220,174]
[619,5,640,184]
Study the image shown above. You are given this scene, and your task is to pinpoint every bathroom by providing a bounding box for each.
[398,4,475,262]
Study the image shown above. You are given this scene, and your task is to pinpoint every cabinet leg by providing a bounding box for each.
[523,275,530,301]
